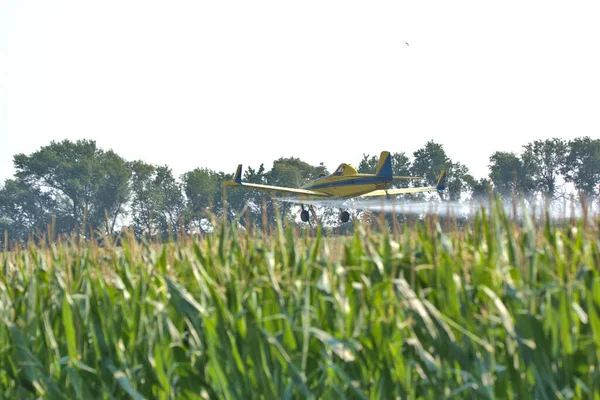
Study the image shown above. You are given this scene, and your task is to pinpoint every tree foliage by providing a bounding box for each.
[129,162,186,240]
[129,161,161,238]
[467,177,492,201]
[357,154,380,174]
[390,152,412,188]
[0,180,56,242]
[13,139,130,236]
[562,137,600,198]
[2,136,599,244]
[183,168,221,230]
[410,141,472,201]
[522,138,567,199]
[411,140,449,185]
[488,151,535,200]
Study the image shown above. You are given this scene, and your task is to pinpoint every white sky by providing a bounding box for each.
[1,1,599,184]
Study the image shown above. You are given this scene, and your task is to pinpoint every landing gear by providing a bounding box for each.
[300,209,310,222]
[339,210,350,223]
[300,204,310,222]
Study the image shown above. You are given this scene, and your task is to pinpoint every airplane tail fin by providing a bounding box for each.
[223,164,243,187]
[375,151,392,179]
[436,170,447,191]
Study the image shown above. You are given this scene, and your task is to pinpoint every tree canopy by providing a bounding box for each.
[562,137,600,197]
[12,139,130,237]
[2,136,599,245]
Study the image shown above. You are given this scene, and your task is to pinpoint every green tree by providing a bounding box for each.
[244,164,267,184]
[357,154,379,174]
[466,177,492,201]
[488,151,535,200]
[522,138,567,199]
[129,161,160,238]
[411,141,449,185]
[411,141,470,201]
[390,152,412,189]
[91,151,131,235]
[0,179,57,243]
[267,158,328,186]
[183,168,221,232]
[129,162,186,240]
[13,139,130,236]
[562,137,600,198]
[155,166,187,239]
[445,162,471,201]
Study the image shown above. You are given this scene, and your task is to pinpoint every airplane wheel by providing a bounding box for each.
[340,210,350,223]
[300,210,310,222]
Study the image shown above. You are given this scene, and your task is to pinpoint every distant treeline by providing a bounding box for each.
[1,137,599,244]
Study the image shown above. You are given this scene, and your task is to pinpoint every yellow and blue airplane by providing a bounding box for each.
[224,151,447,223]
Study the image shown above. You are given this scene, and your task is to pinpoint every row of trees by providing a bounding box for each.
[487,137,600,201]
[1,137,599,243]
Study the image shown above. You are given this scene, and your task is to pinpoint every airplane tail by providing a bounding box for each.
[223,164,243,187]
[436,170,447,191]
[375,151,392,179]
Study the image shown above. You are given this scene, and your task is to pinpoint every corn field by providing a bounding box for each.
[1,202,600,399]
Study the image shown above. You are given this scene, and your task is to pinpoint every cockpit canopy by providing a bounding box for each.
[332,164,358,176]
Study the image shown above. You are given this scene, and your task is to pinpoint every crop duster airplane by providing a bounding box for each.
[224,151,447,223]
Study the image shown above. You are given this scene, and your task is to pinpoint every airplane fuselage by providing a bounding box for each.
[302,174,392,198]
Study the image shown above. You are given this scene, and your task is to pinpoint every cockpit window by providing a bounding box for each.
[333,165,345,176]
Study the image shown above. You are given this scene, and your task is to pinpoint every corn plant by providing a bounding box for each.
[1,201,600,399]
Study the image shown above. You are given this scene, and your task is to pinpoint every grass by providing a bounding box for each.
[1,201,600,399]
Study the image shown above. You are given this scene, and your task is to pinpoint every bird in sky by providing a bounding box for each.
[404,41,409,46]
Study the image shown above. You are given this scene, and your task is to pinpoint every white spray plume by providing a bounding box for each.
[276,196,599,221]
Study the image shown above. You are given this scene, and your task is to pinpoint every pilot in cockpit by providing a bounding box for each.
[333,165,345,176]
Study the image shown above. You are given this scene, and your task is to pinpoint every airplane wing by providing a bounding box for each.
[360,170,447,198]
[360,186,438,197]
[226,182,330,197]
[223,165,330,198]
